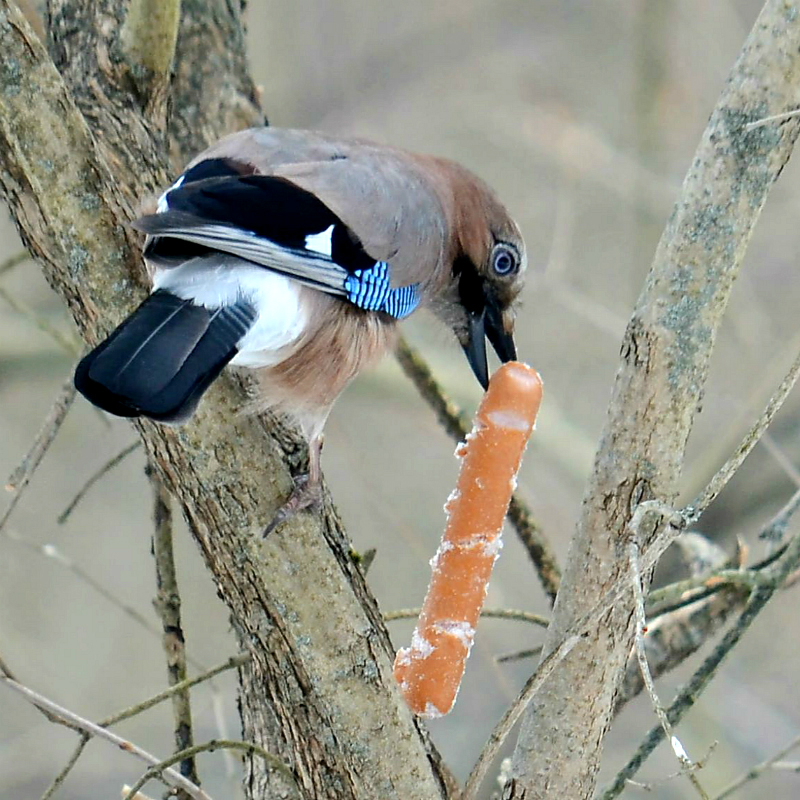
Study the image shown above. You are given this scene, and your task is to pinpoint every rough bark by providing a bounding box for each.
[0,3,451,798]
[505,2,800,797]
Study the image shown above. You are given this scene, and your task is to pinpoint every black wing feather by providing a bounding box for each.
[75,290,255,422]
[165,175,340,250]
[143,172,376,274]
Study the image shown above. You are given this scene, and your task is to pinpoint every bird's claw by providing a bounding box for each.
[262,474,323,536]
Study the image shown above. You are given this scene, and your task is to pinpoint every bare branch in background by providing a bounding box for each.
[148,462,199,794]
[2,1,800,798]
[1,375,75,532]
[600,526,800,798]
[40,734,90,800]
[42,654,248,799]
[617,479,800,710]
[686,343,800,524]
[0,250,29,276]
[712,730,800,799]
[383,607,550,627]
[465,499,684,799]
[0,282,79,353]
[122,739,300,800]
[628,540,710,799]
[0,671,211,800]
[58,441,142,524]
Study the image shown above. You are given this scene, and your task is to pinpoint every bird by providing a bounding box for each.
[74,127,526,531]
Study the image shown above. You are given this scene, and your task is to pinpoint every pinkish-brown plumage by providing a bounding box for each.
[75,127,526,530]
[253,291,396,441]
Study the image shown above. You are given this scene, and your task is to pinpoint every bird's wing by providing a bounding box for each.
[136,210,351,295]
[135,168,424,318]
[182,128,450,288]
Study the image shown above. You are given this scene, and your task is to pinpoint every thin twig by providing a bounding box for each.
[645,566,773,618]
[358,547,377,575]
[45,655,249,798]
[712,730,800,799]
[495,645,543,664]
[0,250,29,276]
[461,636,580,800]
[123,739,300,800]
[121,788,156,800]
[148,463,199,793]
[394,335,561,602]
[394,335,472,441]
[0,282,79,354]
[383,607,549,627]
[743,107,800,130]
[617,505,800,710]
[0,672,212,800]
[1,528,194,662]
[1,375,76,532]
[629,541,709,799]
[58,441,142,524]
[645,536,790,622]
[101,654,250,729]
[760,431,800,488]
[0,652,16,680]
[5,376,76,491]
[3,520,237,764]
[462,633,582,800]
[464,500,685,800]
[40,735,89,800]
[685,346,800,524]
[599,527,800,799]
[760,485,800,544]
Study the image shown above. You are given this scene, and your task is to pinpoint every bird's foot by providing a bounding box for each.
[263,474,323,536]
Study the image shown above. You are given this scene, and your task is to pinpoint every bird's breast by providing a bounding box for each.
[253,293,397,438]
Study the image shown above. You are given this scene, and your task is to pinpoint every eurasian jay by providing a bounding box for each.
[74,127,526,528]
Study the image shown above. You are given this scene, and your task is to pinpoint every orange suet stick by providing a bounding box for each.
[393,361,543,717]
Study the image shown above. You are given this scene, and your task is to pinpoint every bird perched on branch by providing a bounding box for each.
[74,127,526,531]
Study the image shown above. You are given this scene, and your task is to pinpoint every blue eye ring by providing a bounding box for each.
[492,244,518,276]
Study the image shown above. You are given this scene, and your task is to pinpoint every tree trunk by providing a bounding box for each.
[0,2,452,797]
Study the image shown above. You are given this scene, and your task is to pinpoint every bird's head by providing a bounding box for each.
[430,162,526,389]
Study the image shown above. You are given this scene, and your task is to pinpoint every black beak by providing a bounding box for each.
[463,310,490,389]
[461,303,517,390]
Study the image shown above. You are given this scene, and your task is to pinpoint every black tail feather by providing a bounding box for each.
[75,290,255,422]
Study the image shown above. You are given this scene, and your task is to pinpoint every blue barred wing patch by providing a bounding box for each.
[343,262,421,319]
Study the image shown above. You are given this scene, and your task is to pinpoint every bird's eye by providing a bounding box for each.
[492,245,517,276]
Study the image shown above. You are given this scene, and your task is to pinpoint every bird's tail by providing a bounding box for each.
[74,289,255,422]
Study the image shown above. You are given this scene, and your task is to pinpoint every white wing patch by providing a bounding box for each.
[153,257,308,368]
[156,175,186,214]
[304,225,334,258]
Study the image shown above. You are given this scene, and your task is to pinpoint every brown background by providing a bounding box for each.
[2,1,800,798]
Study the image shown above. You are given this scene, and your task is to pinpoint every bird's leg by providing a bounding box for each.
[263,435,324,536]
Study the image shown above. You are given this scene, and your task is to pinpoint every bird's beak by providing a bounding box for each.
[462,303,517,390]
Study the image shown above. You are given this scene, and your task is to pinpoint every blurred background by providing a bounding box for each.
[3,1,800,798]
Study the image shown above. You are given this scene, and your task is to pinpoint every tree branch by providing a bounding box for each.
[599,522,800,798]
[506,3,800,795]
[0,671,210,800]
[0,4,451,797]
[1,374,75,532]
[123,739,300,800]
[148,463,199,794]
